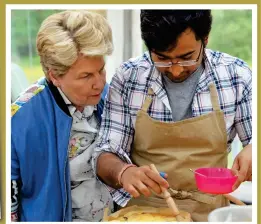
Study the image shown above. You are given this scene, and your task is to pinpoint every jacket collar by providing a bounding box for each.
[46,80,71,117]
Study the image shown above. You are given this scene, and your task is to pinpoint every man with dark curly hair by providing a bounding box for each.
[94,10,252,221]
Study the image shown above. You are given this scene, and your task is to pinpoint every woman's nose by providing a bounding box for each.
[93,72,105,90]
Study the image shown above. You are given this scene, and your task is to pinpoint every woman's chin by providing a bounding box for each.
[86,96,102,106]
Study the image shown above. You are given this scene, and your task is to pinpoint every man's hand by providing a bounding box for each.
[120,165,169,198]
[231,144,252,191]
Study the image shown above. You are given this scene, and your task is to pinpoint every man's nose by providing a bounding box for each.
[169,64,184,77]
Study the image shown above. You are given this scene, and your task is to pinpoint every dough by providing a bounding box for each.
[104,206,191,222]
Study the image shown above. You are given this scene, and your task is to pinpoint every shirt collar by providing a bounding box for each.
[194,49,216,94]
[57,87,72,105]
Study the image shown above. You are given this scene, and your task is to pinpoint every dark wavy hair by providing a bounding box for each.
[140,10,212,52]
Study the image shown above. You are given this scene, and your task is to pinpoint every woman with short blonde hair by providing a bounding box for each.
[11,10,114,222]
[37,10,113,79]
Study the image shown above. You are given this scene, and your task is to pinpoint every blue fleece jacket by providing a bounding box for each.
[11,78,108,221]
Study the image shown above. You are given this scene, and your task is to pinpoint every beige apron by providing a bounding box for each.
[127,83,229,221]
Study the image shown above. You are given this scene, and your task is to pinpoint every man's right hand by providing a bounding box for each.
[120,165,169,198]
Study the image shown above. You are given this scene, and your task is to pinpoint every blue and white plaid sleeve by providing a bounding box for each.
[234,63,252,146]
[93,66,134,207]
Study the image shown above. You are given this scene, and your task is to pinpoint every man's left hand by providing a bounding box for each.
[231,144,252,191]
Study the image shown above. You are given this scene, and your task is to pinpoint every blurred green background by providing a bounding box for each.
[11,9,106,83]
[11,9,252,84]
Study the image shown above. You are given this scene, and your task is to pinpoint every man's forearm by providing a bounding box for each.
[97,152,127,189]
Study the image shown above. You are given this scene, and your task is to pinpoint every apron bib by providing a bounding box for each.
[127,83,229,221]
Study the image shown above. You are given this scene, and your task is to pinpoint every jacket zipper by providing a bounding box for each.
[63,122,72,221]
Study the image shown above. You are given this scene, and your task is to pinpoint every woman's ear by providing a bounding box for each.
[48,71,60,87]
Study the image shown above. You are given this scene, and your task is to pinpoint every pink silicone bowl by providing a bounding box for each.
[194,168,238,194]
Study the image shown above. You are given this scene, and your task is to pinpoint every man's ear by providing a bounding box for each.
[48,71,60,87]
[204,36,209,47]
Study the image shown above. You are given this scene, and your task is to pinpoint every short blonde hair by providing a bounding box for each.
[36,10,113,79]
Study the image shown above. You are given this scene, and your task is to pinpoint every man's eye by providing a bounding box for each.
[181,54,193,60]
[158,57,168,61]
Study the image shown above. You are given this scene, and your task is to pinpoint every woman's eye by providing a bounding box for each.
[82,74,90,79]
[99,68,106,74]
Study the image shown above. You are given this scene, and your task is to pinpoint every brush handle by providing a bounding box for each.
[149,164,180,217]
[223,194,246,205]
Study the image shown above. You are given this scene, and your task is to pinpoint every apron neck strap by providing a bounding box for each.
[209,83,220,111]
[141,88,154,112]
[142,84,220,112]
